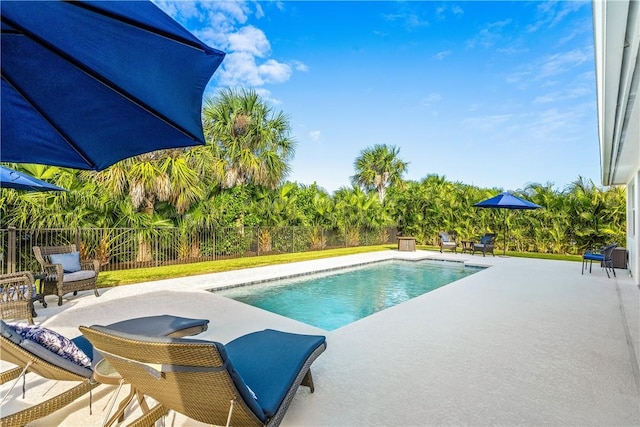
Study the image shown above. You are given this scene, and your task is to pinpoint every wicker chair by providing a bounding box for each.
[79,326,327,427]
[472,233,497,257]
[0,271,37,324]
[438,232,457,253]
[32,245,100,306]
[0,315,209,427]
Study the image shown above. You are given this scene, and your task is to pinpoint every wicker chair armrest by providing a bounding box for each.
[0,271,34,299]
[42,264,64,281]
[80,259,100,273]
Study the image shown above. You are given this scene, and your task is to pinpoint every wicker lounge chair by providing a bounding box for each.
[438,232,457,253]
[582,243,617,278]
[79,325,327,427]
[32,244,100,306]
[472,233,497,256]
[0,272,37,324]
[0,315,209,427]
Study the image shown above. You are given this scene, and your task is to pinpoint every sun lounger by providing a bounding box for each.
[79,325,327,427]
[0,315,209,427]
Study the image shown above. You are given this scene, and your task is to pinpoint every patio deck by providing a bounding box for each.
[2,250,639,426]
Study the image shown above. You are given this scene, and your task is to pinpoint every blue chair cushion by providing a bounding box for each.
[226,329,326,419]
[106,315,209,337]
[480,235,492,244]
[49,251,82,273]
[583,253,604,261]
[63,270,96,283]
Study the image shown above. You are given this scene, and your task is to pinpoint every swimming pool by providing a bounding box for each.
[216,260,483,330]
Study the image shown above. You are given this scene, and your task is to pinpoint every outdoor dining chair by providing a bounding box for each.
[582,243,617,278]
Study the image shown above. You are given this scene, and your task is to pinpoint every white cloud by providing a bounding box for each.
[216,52,291,86]
[422,93,442,106]
[292,60,309,72]
[433,50,452,60]
[228,26,270,57]
[463,114,513,130]
[533,94,555,104]
[506,71,532,84]
[309,130,321,142]
[451,6,464,16]
[258,59,292,83]
[467,19,512,49]
[154,0,299,91]
[538,48,590,78]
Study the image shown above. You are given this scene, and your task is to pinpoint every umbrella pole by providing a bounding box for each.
[503,211,507,255]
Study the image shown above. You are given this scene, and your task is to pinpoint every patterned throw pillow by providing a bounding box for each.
[8,322,91,367]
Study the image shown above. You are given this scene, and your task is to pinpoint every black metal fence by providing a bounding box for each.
[0,226,398,274]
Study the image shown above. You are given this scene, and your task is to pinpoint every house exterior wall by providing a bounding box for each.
[627,172,640,283]
[593,0,640,285]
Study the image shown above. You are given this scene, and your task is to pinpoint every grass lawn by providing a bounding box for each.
[98,245,582,288]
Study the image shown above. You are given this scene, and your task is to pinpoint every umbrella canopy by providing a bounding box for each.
[0,166,66,192]
[474,192,542,254]
[474,191,542,210]
[1,1,225,171]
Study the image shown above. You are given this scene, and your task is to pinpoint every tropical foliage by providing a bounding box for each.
[0,90,626,257]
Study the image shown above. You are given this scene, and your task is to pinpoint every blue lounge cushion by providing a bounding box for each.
[226,329,326,418]
[440,233,450,242]
[49,251,82,273]
[106,314,209,336]
[480,235,492,244]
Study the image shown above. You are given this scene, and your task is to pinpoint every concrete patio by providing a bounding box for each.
[1,250,638,426]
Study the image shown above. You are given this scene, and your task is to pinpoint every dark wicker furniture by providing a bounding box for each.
[0,271,37,324]
[438,232,457,253]
[32,245,100,306]
[472,233,497,257]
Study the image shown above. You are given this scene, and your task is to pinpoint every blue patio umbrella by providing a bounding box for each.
[1,1,225,171]
[474,192,542,254]
[0,166,66,192]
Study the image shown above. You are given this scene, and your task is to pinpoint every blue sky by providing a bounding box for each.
[155,1,599,195]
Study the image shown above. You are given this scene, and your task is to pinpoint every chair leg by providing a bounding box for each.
[94,288,100,298]
[57,295,63,306]
[301,369,315,393]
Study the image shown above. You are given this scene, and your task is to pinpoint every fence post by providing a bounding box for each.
[345,225,347,248]
[75,227,81,251]
[7,226,16,273]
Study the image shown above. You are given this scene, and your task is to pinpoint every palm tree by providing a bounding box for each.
[202,88,296,189]
[91,150,203,261]
[351,144,408,203]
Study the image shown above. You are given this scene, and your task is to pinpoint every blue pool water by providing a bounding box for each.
[216,260,483,330]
